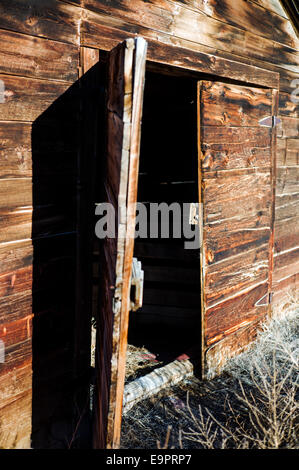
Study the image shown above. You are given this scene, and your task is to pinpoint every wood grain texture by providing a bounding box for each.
[200,81,273,127]
[82,0,299,72]
[201,126,272,171]
[0,122,32,178]
[0,179,32,210]
[81,8,279,88]
[0,29,78,82]
[199,81,274,377]
[0,74,71,122]
[179,0,298,48]
[0,390,32,448]
[0,0,80,45]
[250,0,288,18]
[205,315,266,379]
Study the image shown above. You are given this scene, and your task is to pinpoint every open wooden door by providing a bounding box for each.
[93,38,147,449]
[198,81,277,378]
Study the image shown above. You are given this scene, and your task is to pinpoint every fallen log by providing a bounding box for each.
[122,357,194,413]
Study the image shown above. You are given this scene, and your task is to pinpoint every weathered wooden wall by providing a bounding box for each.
[0,0,297,448]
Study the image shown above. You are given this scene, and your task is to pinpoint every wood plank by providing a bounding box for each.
[0,29,78,82]
[0,0,80,45]
[0,122,32,178]
[200,81,273,127]
[205,315,266,379]
[274,216,299,253]
[0,240,32,274]
[205,245,269,307]
[0,291,32,325]
[201,126,271,170]
[0,316,32,351]
[199,81,274,377]
[1,338,32,373]
[275,192,299,221]
[0,390,32,448]
[0,208,32,245]
[277,136,289,167]
[82,0,299,72]
[203,169,272,224]
[81,9,279,88]
[250,0,288,18]
[181,0,298,49]
[0,179,32,210]
[205,283,269,346]
[93,38,147,450]
[204,211,271,264]
[0,204,76,244]
[273,247,299,282]
[80,5,298,93]
[279,69,299,95]
[286,138,299,166]
[0,75,71,122]
[0,363,32,410]
[279,91,299,117]
[276,166,299,195]
[272,272,299,307]
[277,117,299,138]
[0,264,32,298]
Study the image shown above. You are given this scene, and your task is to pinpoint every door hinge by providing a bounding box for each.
[259,116,281,128]
[255,291,274,307]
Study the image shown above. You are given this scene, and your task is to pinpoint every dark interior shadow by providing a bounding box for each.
[128,72,202,369]
[31,61,106,448]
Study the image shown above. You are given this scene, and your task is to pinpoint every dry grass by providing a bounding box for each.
[125,344,163,384]
[120,293,299,449]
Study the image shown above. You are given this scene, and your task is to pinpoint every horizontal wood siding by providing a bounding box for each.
[199,81,275,376]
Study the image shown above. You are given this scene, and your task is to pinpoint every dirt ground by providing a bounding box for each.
[120,298,299,449]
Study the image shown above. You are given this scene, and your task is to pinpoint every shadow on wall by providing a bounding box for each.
[31,61,105,448]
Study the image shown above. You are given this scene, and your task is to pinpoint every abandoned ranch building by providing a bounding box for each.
[0,0,298,449]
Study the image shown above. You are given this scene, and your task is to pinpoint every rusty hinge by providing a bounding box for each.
[255,292,274,307]
[259,116,281,128]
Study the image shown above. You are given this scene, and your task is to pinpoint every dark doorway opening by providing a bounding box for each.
[127,71,201,365]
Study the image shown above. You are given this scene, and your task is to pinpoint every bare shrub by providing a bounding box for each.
[178,295,299,449]
[121,294,298,449]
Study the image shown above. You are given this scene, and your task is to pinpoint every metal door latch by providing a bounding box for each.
[130,257,144,312]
